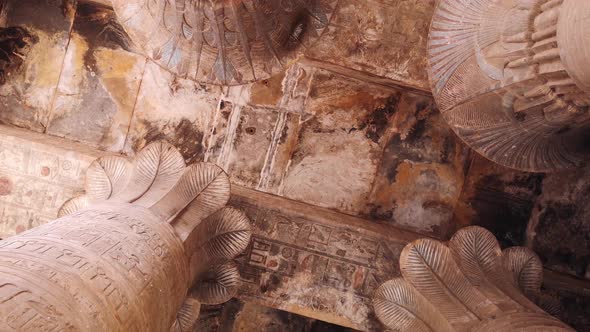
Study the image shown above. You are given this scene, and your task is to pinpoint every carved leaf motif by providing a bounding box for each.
[191,262,240,305]
[400,238,484,326]
[115,141,185,205]
[85,156,131,201]
[150,162,230,223]
[170,321,180,332]
[502,247,543,298]
[374,226,574,331]
[536,293,563,318]
[449,226,541,313]
[189,207,251,263]
[449,226,502,282]
[372,278,453,332]
[58,195,89,218]
[173,297,201,332]
[449,226,525,313]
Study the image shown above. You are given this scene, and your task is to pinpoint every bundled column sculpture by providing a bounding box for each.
[372,226,573,331]
[0,142,251,331]
[428,0,590,171]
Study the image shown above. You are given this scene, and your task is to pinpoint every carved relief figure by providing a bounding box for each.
[111,0,339,85]
[428,0,590,171]
[0,142,252,331]
[372,226,573,331]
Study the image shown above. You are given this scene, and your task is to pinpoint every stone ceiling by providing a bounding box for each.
[0,0,588,330]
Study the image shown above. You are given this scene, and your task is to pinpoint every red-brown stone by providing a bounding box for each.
[0,177,13,196]
[15,225,25,234]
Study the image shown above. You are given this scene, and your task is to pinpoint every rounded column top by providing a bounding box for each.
[558,0,590,95]
[427,0,590,171]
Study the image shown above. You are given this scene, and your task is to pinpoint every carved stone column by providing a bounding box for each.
[0,142,251,332]
[372,226,573,331]
[428,0,590,171]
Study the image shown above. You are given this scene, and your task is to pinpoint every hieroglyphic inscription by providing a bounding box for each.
[230,197,405,331]
[243,233,383,298]
[0,281,74,331]
[0,132,93,238]
[0,204,188,332]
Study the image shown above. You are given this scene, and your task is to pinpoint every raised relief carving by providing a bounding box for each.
[372,226,573,331]
[110,0,339,85]
[428,0,590,171]
[0,141,251,332]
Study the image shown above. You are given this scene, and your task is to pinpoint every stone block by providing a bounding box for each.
[0,0,75,131]
[281,70,397,214]
[47,2,145,152]
[230,186,419,331]
[123,61,222,164]
[307,0,436,91]
[365,94,469,237]
[204,65,312,194]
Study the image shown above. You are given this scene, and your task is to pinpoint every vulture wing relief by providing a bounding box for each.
[111,0,339,85]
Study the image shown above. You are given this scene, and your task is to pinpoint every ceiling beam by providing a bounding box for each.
[0,124,588,330]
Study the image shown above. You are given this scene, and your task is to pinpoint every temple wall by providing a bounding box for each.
[0,0,589,330]
[0,0,466,238]
[0,124,419,331]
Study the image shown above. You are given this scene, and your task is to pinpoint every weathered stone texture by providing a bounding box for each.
[230,186,419,331]
[528,167,590,280]
[452,155,545,246]
[307,0,436,91]
[2,1,590,330]
[0,0,74,131]
[47,2,144,151]
[281,70,393,214]
[123,61,222,164]
[365,94,468,237]
[224,106,280,188]
[0,0,456,236]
